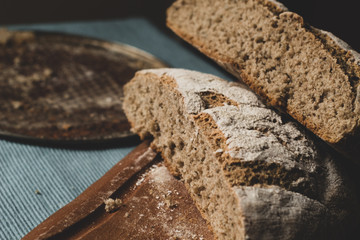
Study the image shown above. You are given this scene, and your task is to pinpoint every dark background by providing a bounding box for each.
[0,0,359,51]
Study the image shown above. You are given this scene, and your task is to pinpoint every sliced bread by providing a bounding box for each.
[166,0,360,162]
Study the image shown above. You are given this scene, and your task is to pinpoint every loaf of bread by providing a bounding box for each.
[166,0,360,162]
[123,68,359,239]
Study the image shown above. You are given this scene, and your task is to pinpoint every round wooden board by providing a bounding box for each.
[0,29,167,144]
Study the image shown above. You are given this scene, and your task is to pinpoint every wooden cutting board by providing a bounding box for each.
[0,29,166,144]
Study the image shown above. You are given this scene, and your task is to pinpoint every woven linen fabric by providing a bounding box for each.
[0,17,232,239]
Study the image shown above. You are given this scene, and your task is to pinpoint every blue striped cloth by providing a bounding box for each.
[0,18,232,239]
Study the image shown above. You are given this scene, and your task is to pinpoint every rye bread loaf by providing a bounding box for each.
[123,68,359,240]
[166,0,360,162]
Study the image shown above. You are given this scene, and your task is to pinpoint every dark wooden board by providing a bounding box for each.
[0,29,167,143]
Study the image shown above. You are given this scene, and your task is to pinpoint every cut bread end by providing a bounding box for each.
[123,68,358,239]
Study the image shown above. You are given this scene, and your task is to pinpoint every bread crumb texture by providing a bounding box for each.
[104,198,123,213]
[167,0,360,161]
[123,68,359,240]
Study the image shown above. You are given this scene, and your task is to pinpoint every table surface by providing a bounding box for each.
[0,17,234,239]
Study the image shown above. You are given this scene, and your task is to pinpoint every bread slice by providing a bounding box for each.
[123,68,359,240]
[166,0,360,162]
